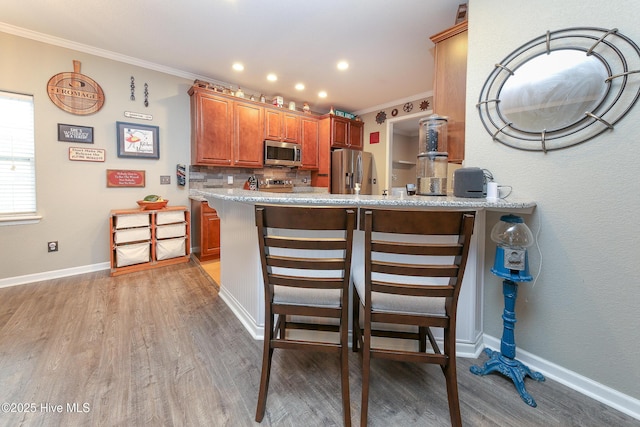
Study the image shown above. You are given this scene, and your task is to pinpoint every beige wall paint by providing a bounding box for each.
[467,0,640,400]
[0,32,192,280]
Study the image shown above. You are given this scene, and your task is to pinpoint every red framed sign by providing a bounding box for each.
[106,169,146,187]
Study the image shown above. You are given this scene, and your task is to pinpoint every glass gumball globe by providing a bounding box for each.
[490,214,534,248]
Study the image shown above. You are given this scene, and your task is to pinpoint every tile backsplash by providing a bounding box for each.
[189,165,312,190]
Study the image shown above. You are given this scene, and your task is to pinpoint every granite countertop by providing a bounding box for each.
[190,188,536,212]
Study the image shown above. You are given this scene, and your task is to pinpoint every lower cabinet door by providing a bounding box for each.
[201,205,221,260]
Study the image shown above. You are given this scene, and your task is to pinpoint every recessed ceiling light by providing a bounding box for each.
[295,83,305,91]
[318,91,327,98]
[232,63,244,71]
[267,73,278,82]
[337,61,349,70]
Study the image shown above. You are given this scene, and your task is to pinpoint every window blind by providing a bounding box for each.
[0,91,36,215]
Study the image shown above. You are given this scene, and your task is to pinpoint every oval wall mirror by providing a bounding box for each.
[477,27,640,152]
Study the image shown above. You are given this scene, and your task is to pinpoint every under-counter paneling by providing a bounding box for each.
[215,200,265,338]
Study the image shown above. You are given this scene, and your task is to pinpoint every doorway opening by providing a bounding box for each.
[386,110,432,193]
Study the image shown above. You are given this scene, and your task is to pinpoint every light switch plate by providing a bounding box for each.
[160,175,171,184]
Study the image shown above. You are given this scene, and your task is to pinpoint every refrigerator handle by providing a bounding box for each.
[356,153,363,185]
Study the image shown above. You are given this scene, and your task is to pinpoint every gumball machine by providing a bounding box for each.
[470,214,545,407]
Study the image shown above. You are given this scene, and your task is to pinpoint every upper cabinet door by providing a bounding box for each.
[300,116,319,169]
[282,113,300,143]
[349,121,364,150]
[265,109,300,143]
[264,109,282,140]
[191,91,232,166]
[234,101,264,167]
[331,116,349,148]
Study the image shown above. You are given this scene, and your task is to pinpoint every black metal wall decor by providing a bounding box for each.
[477,27,640,152]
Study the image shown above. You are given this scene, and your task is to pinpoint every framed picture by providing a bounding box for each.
[116,121,159,159]
[455,3,468,24]
[58,124,94,143]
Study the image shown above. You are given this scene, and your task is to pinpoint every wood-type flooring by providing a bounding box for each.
[0,262,637,426]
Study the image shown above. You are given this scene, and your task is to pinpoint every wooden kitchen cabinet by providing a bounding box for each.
[189,87,233,166]
[349,120,364,150]
[109,206,190,276]
[300,115,319,170]
[320,114,363,150]
[191,200,220,261]
[430,20,467,163]
[233,101,264,167]
[330,115,349,147]
[265,108,300,143]
[188,86,263,167]
[200,201,220,261]
[312,114,364,189]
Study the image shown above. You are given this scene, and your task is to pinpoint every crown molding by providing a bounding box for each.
[0,22,222,84]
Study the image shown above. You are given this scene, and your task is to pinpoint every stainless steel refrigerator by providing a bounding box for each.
[331,149,373,194]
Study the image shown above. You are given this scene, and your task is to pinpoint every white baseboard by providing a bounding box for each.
[218,286,264,340]
[482,335,640,421]
[0,262,110,289]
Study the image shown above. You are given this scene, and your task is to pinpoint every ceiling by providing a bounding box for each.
[0,0,464,115]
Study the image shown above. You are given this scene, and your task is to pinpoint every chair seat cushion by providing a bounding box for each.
[274,285,342,308]
[351,260,446,316]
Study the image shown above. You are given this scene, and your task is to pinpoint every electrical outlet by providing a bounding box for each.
[48,241,58,252]
[160,175,171,185]
[227,175,234,185]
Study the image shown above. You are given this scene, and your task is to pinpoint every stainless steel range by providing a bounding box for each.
[258,178,294,193]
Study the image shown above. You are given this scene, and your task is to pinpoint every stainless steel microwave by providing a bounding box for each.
[264,140,302,167]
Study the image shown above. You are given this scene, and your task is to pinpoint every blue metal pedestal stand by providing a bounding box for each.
[470,279,545,407]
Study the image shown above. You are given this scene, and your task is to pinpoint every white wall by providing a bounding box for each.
[391,132,418,187]
[0,32,192,281]
[466,0,640,400]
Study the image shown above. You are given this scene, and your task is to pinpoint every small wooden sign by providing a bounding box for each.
[124,111,153,121]
[69,147,105,162]
[47,60,105,115]
[106,169,145,187]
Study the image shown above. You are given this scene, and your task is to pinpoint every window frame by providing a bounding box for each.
[0,90,40,226]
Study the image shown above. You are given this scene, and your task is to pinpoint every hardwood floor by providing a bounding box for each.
[199,259,221,284]
[0,262,637,426]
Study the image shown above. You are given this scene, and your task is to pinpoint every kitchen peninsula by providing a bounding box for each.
[192,188,536,357]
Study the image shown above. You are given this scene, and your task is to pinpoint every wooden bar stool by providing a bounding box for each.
[352,208,475,427]
[254,205,357,426]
